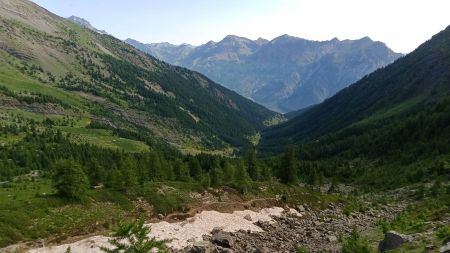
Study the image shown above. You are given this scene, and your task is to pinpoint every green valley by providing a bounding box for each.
[0,0,449,252]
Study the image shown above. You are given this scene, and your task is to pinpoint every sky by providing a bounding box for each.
[31,0,450,53]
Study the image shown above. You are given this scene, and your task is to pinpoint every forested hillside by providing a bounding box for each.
[0,0,277,155]
[259,25,450,189]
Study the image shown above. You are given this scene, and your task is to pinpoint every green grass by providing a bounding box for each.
[61,127,149,152]
[0,178,131,247]
[0,61,85,108]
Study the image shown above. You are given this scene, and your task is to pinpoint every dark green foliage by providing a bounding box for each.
[173,159,190,182]
[279,145,298,184]
[246,148,259,181]
[52,159,89,199]
[295,245,310,253]
[101,217,167,253]
[341,230,374,253]
[233,160,251,194]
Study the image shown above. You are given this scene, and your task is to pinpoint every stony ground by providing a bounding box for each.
[179,201,406,253]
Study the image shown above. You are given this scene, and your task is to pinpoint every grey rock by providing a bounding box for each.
[191,241,214,253]
[378,231,411,251]
[327,235,338,242]
[212,230,234,248]
[296,205,306,212]
[440,241,450,253]
[244,214,252,221]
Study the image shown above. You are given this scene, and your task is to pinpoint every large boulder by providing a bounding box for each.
[378,231,411,251]
[212,229,234,248]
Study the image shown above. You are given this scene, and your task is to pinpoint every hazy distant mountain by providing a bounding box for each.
[67,15,109,35]
[127,35,402,112]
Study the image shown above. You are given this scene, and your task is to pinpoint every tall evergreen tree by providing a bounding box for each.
[173,159,190,182]
[280,145,298,184]
[234,160,251,194]
[52,159,89,199]
[188,156,202,180]
[121,157,138,189]
[246,148,259,181]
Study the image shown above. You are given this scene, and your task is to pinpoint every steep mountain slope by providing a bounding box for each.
[0,0,278,154]
[260,25,450,153]
[126,35,401,112]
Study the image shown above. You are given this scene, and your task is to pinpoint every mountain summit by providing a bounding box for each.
[67,15,109,35]
[127,35,402,112]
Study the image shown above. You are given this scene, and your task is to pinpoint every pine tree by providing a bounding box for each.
[222,160,235,183]
[246,148,259,181]
[188,156,202,180]
[234,160,251,194]
[52,159,89,199]
[121,157,138,189]
[280,145,298,184]
[101,217,167,253]
[210,166,223,187]
[173,159,190,182]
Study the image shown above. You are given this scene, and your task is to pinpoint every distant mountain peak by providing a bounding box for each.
[67,15,109,35]
[271,34,303,44]
[255,37,269,45]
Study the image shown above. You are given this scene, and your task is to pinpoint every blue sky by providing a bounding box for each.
[31,0,450,53]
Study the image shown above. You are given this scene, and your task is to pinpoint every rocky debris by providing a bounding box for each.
[195,203,406,253]
[378,231,411,251]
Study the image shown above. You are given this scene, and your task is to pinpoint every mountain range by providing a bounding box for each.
[0,0,278,154]
[126,35,402,112]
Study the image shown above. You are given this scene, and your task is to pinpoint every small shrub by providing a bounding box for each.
[101,217,167,253]
[437,226,450,239]
[341,230,374,253]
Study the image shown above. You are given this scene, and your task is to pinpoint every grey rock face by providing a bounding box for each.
[378,231,411,251]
